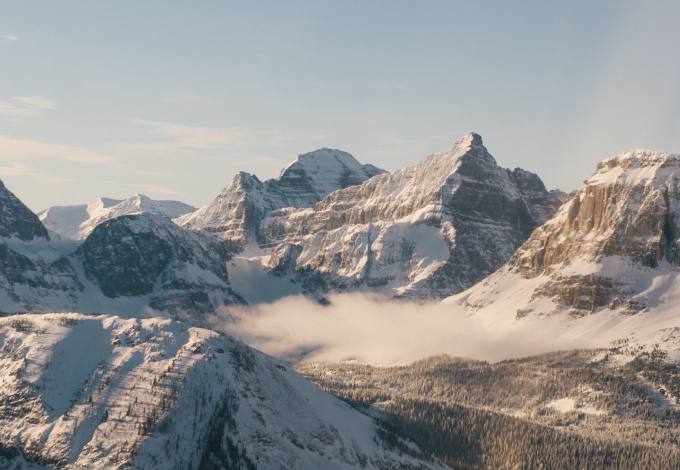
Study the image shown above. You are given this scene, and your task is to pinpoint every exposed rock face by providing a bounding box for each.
[0,314,442,470]
[39,194,197,240]
[76,214,245,315]
[0,179,49,241]
[452,148,680,318]
[0,179,81,313]
[253,133,562,300]
[511,152,680,278]
[175,148,386,250]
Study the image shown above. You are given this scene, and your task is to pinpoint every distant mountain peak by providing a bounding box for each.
[176,148,386,248]
[39,195,197,240]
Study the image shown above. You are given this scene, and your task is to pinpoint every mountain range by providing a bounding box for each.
[2,133,680,469]
[2,134,564,314]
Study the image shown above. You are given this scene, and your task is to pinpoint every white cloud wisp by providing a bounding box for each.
[0,96,55,119]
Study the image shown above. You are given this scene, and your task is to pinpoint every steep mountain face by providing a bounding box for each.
[38,195,197,240]
[175,148,386,250]
[247,133,562,300]
[0,313,443,470]
[0,179,81,313]
[447,148,680,341]
[0,179,49,242]
[75,214,245,316]
[509,148,680,311]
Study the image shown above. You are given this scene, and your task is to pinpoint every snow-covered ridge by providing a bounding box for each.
[588,149,680,188]
[39,195,197,241]
[0,313,443,470]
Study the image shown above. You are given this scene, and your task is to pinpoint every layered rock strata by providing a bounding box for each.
[254,133,562,299]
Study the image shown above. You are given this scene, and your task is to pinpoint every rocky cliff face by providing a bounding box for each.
[76,214,245,315]
[0,179,81,313]
[175,148,386,250]
[450,148,680,320]
[0,179,49,242]
[250,133,562,300]
[39,194,197,240]
[0,313,443,470]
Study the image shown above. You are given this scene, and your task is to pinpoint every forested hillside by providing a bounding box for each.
[300,350,680,469]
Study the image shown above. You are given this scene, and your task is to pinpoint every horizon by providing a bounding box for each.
[4,134,680,213]
[1,1,679,212]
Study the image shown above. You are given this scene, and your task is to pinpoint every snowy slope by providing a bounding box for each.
[0,313,444,470]
[39,195,197,240]
[233,133,563,303]
[175,148,385,249]
[444,147,680,362]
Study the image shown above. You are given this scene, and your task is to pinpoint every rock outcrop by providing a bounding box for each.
[509,149,680,310]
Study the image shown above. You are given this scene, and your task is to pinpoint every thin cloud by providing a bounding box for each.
[0,34,18,42]
[115,182,184,196]
[0,96,56,119]
[133,169,174,178]
[0,135,119,164]
[0,162,71,184]
[131,118,244,150]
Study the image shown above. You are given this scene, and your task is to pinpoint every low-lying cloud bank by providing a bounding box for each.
[208,293,610,366]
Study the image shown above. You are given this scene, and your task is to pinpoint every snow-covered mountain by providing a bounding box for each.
[0,179,242,317]
[446,147,680,359]
[74,213,245,316]
[229,133,563,302]
[0,313,443,470]
[175,148,386,250]
[38,195,197,240]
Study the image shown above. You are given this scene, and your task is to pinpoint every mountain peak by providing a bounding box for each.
[454,132,484,148]
[178,149,385,247]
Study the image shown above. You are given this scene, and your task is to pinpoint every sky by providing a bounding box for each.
[1,1,679,212]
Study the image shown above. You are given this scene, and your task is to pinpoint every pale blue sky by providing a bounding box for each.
[1,1,678,211]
